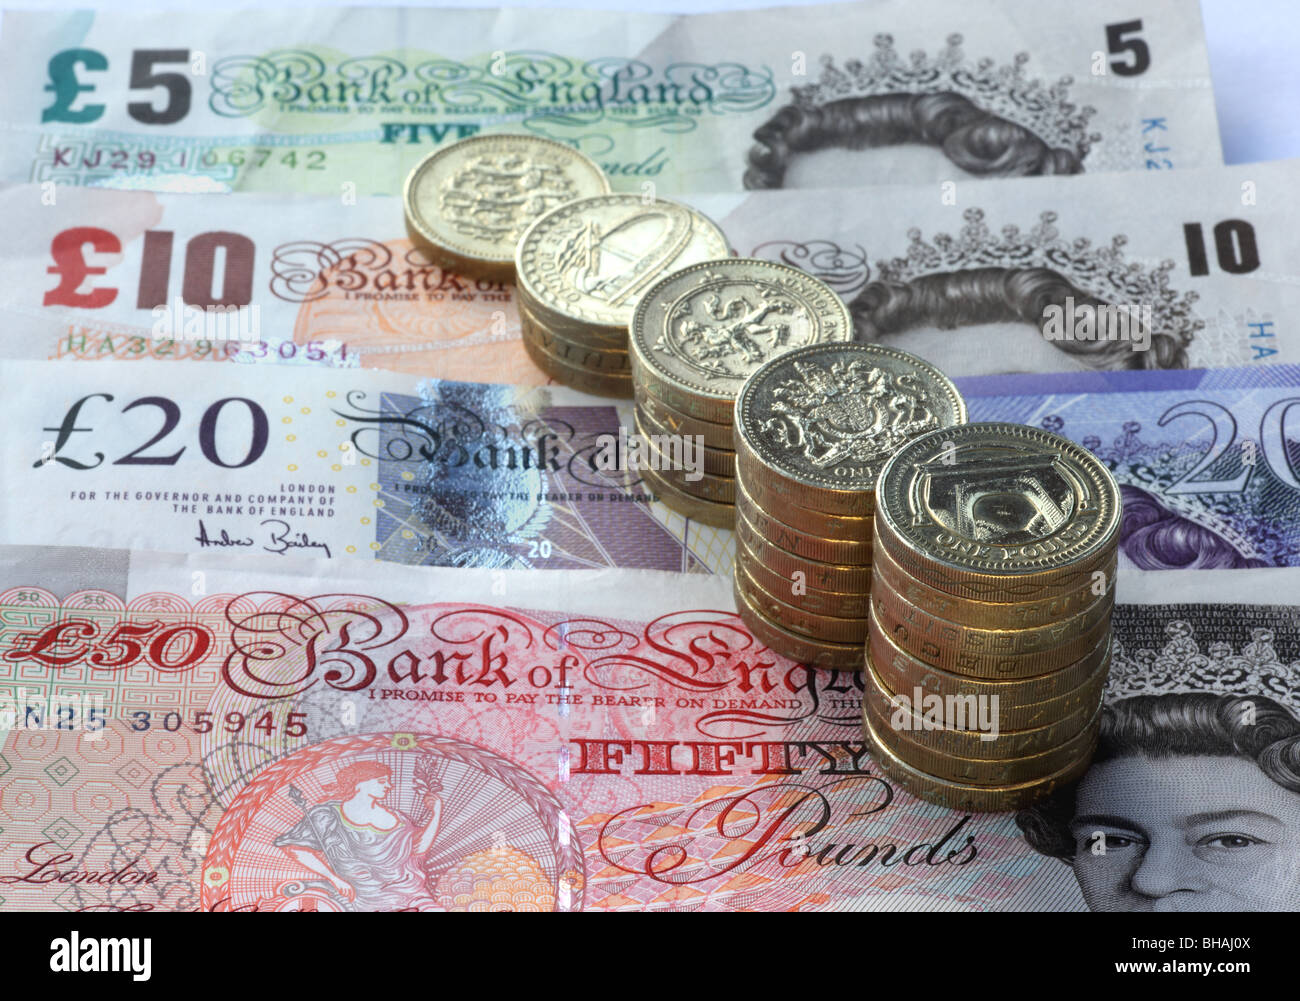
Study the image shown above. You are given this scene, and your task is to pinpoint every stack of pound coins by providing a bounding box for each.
[863,421,1123,812]
[628,259,857,527]
[731,342,967,668]
[515,193,729,397]
[403,133,610,282]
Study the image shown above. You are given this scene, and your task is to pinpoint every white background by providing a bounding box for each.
[1,0,1296,165]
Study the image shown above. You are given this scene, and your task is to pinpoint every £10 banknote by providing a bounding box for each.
[3,159,1297,381]
[0,547,1297,912]
[0,0,1220,195]
[693,158,1299,374]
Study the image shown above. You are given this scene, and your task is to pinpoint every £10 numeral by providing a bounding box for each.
[45,226,254,311]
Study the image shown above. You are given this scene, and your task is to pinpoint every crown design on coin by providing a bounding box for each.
[658,275,804,379]
[1108,620,1300,714]
[876,208,1203,347]
[792,34,1100,160]
[764,357,942,465]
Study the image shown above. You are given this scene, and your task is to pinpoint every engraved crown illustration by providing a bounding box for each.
[794,359,872,428]
[792,34,1100,160]
[877,207,1204,348]
[1108,620,1300,715]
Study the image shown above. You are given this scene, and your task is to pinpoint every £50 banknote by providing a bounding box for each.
[0,547,1297,912]
[0,0,1220,195]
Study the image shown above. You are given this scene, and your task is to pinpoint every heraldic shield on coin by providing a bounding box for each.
[203,733,584,912]
[737,342,967,492]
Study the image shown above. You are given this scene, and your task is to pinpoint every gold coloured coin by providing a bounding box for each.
[734,342,966,516]
[871,582,1114,675]
[517,285,630,350]
[875,422,1122,598]
[737,479,872,563]
[633,411,735,503]
[404,134,609,282]
[736,457,875,539]
[630,258,853,426]
[516,194,729,341]
[866,699,1100,786]
[639,462,735,528]
[733,575,864,670]
[636,402,735,477]
[862,710,1094,811]
[520,300,632,375]
[734,560,869,644]
[735,505,872,593]
[868,609,1112,703]
[634,386,735,451]
[521,331,632,398]
[736,534,870,618]
[861,653,1097,758]
[870,539,1117,630]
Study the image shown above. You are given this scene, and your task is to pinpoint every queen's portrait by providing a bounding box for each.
[1017,622,1300,911]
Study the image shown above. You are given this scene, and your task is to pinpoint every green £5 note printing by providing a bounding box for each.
[1,0,1220,196]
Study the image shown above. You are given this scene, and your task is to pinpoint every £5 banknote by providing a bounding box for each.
[0,0,1220,196]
